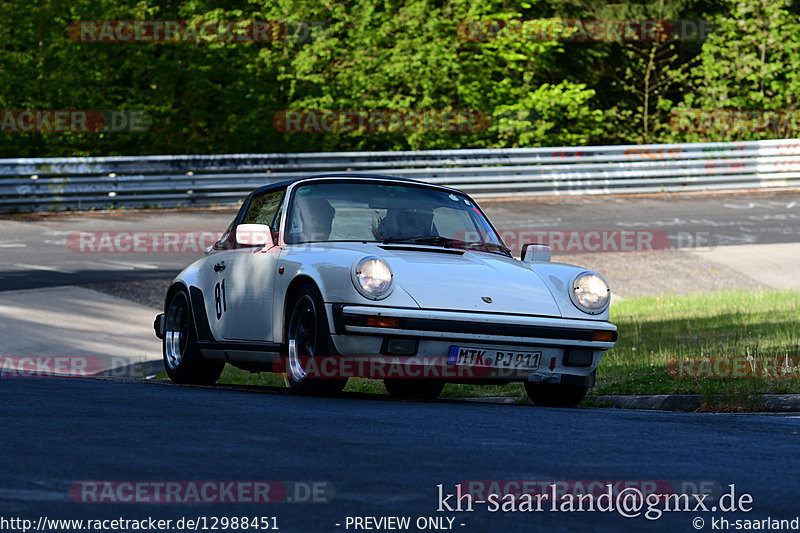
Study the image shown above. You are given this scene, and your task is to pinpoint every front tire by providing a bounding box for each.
[525,382,587,407]
[284,284,348,395]
[163,289,224,384]
[384,379,444,400]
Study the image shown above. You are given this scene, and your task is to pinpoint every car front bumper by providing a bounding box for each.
[327,304,616,385]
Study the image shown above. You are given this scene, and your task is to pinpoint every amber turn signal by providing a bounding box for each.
[364,316,402,328]
[592,330,615,342]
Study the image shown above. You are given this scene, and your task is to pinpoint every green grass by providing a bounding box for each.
[163,290,800,408]
[595,289,800,406]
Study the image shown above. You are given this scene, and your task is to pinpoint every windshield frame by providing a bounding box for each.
[280,177,507,253]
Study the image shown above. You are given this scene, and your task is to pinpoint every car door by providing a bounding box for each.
[220,188,286,341]
[194,199,251,342]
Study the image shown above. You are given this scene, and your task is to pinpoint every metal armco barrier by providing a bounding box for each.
[2,138,800,212]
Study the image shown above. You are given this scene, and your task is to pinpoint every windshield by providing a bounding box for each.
[285,181,509,255]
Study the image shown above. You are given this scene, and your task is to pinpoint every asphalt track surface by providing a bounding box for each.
[3,377,800,532]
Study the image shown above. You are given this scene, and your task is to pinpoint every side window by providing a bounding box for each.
[212,198,249,251]
[243,189,285,227]
[271,199,284,240]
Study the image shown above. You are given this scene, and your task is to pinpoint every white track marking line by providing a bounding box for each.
[13,263,76,274]
[96,259,160,270]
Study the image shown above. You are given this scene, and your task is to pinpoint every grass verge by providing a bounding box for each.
[594,289,800,404]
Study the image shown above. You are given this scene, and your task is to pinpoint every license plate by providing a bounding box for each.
[447,345,541,371]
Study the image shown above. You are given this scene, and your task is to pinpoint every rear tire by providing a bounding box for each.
[284,284,348,395]
[163,289,225,385]
[384,379,444,400]
[525,382,587,407]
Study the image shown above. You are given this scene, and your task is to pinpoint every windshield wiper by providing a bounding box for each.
[382,236,463,247]
[382,236,512,256]
[465,241,512,256]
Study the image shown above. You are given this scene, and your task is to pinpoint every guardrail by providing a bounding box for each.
[2,138,800,212]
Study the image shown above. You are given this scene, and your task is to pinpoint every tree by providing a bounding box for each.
[673,0,800,141]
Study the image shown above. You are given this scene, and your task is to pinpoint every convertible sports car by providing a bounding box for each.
[154,174,617,406]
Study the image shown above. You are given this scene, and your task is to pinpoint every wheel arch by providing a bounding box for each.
[164,281,189,313]
[283,273,320,320]
[164,281,215,342]
[280,274,328,345]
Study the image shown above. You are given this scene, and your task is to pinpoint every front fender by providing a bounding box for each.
[529,262,613,322]
[274,247,421,343]
[163,254,220,341]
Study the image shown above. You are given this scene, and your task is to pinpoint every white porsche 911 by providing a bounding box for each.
[154,174,617,406]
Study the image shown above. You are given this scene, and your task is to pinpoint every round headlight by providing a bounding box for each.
[571,272,610,313]
[352,257,393,299]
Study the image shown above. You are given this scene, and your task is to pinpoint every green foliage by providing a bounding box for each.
[492,82,604,146]
[0,0,795,156]
[670,0,800,141]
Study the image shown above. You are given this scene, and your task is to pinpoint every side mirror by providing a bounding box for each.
[522,243,551,262]
[235,224,274,247]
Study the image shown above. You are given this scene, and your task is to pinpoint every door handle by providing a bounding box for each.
[214,262,226,272]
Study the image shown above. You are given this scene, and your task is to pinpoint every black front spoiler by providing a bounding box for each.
[154,313,165,340]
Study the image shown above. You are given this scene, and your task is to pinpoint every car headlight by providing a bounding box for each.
[570,272,610,314]
[352,257,393,299]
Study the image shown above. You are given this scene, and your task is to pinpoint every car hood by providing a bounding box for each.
[376,246,562,317]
